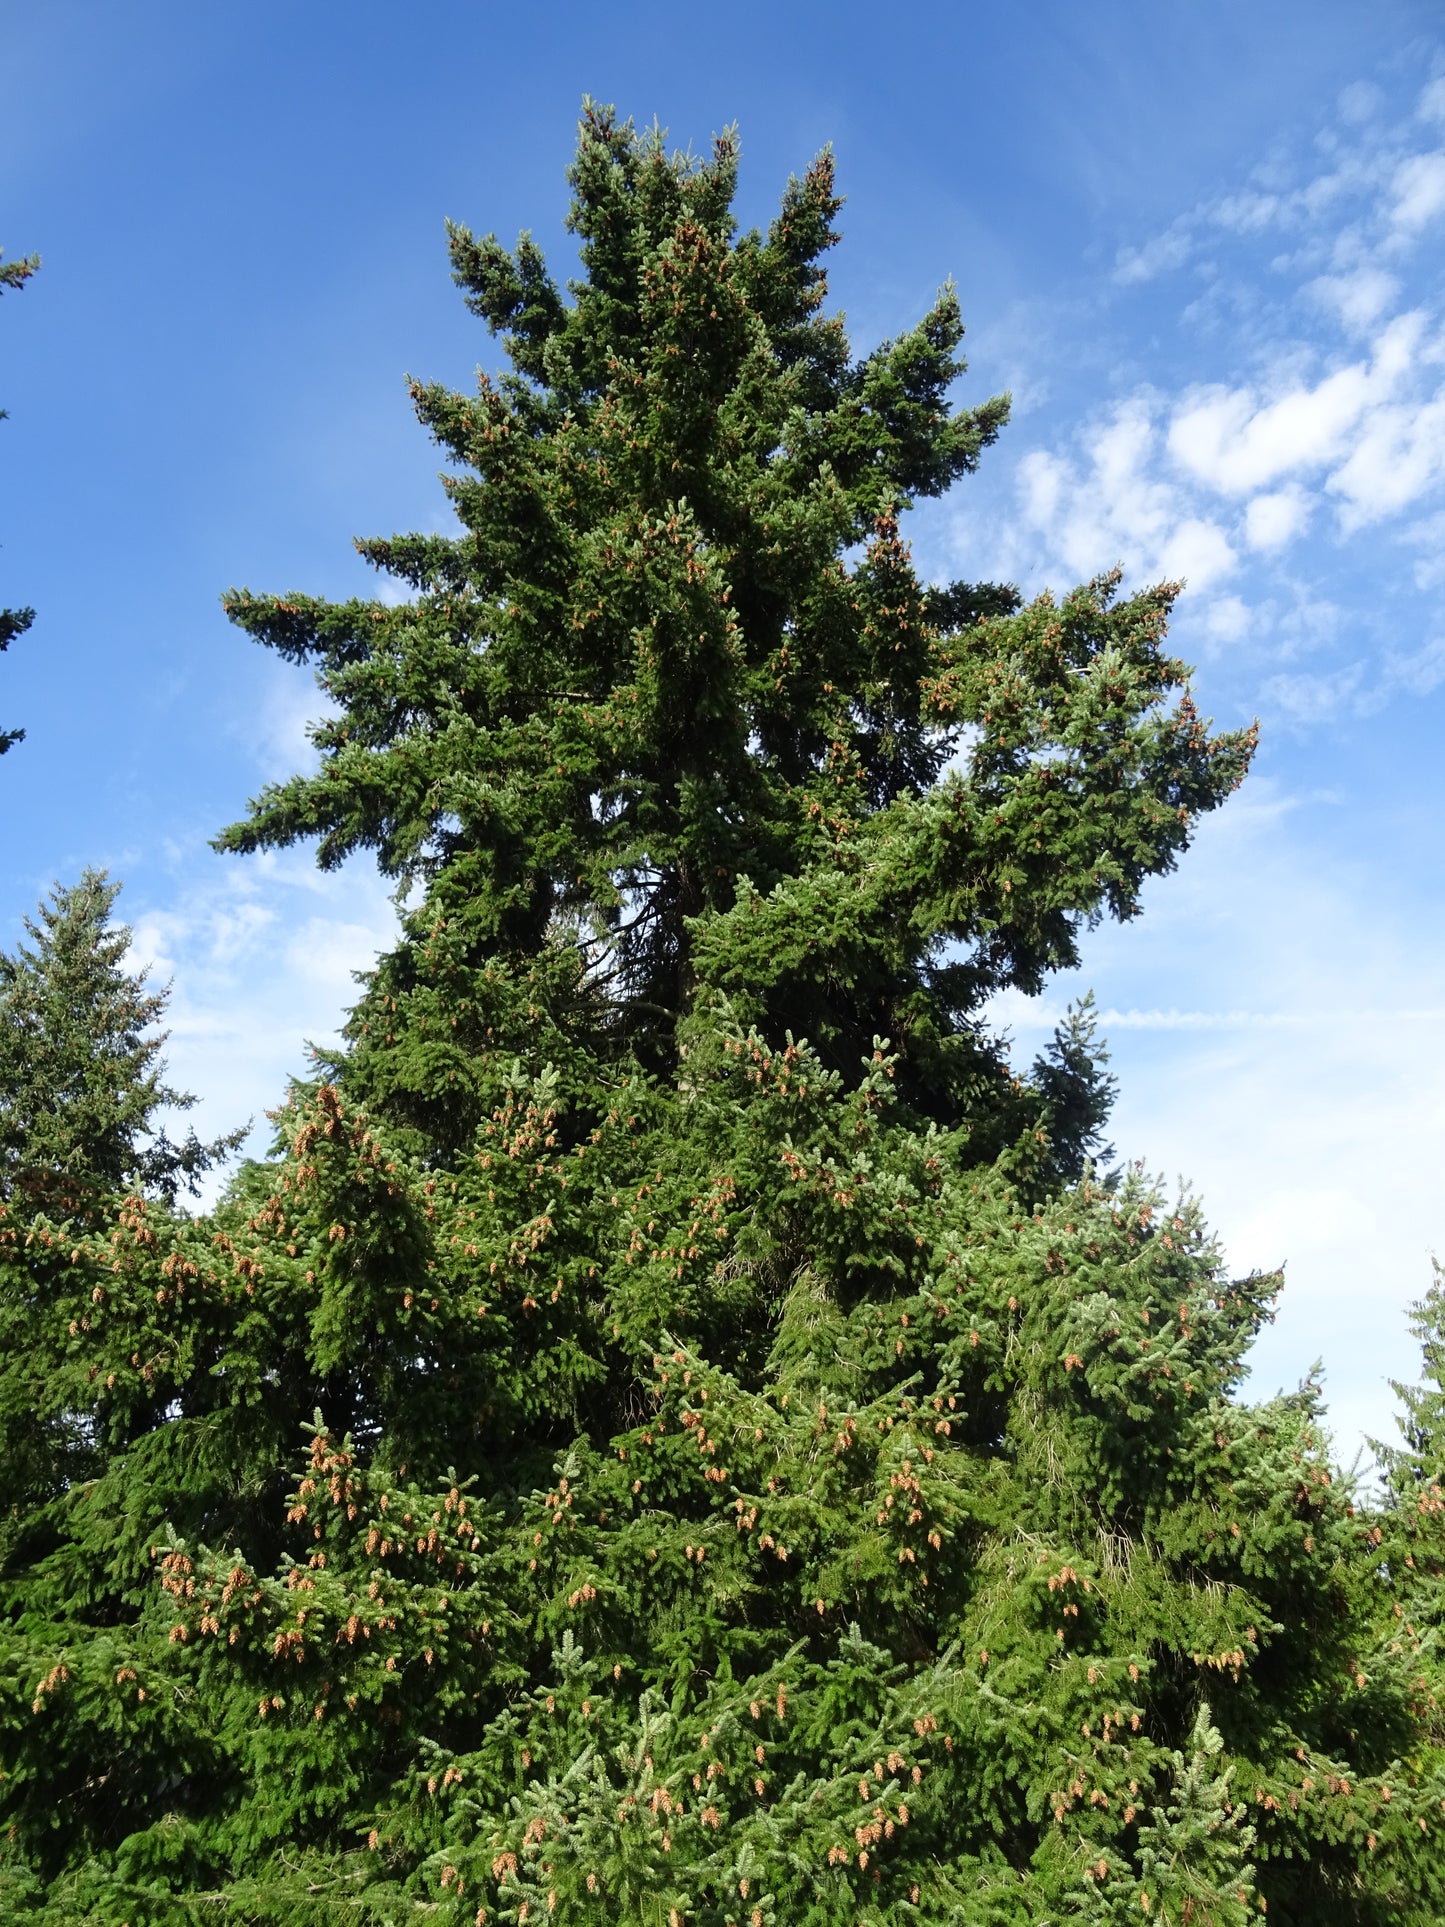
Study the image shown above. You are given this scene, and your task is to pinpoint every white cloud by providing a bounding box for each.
[1328,389,1445,527]
[245,661,338,783]
[125,854,399,1194]
[1404,508,1445,588]
[1015,401,1235,593]
[1017,447,1063,530]
[1202,594,1250,643]
[956,87,1445,724]
[1210,189,1285,235]
[1167,313,1422,497]
[1244,487,1310,549]
[1384,633,1445,695]
[1260,661,1365,722]
[1114,223,1194,286]
[1104,84,1445,303]
[1159,516,1236,587]
[991,784,1445,1465]
[1338,80,1385,126]
[1085,1002,1445,1030]
[1389,149,1445,232]
[1308,265,1399,333]
[1005,295,1444,587]
[284,913,391,995]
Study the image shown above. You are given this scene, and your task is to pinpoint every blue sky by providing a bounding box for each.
[3,0,1442,1462]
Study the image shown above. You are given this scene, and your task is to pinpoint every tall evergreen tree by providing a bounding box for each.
[215,112,1241,1175]
[1,110,1438,1925]
[1,248,39,756]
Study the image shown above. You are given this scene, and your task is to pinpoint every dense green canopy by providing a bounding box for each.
[0,109,1440,1927]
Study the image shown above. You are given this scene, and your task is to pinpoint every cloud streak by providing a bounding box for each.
[989,775,1445,1467]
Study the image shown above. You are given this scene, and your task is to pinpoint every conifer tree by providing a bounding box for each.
[0,871,241,1213]
[1,109,1440,1925]
[1369,1266,1445,1844]
[0,873,242,1588]
[1,248,39,756]
[1029,993,1118,1187]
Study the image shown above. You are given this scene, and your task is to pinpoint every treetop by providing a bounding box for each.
[216,106,1254,1138]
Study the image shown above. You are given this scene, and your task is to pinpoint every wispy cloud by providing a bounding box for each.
[945,75,1445,735]
[990,774,1445,1465]
[126,850,398,1193]
[953,70,1445,1461]
[1113,76,1445,286]
[999,1000,1445,1033]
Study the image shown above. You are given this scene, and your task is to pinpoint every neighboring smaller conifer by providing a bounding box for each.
[1030,990,1119,1187]
[1371,1265,1445,1821]
[1082,1705,1256,1924]
[0,871,243,1215]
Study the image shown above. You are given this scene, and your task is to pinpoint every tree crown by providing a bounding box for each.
[217,106,1253,1152]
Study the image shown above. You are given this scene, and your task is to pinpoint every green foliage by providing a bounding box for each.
[0,874,244,1580]
[0,108,1437,1926]
[1367,1265,1445,1857]
[215,101,1251,1158]
[1029,994,1118,1187]
[1,247,39,756]
[1079,1706,1255,1925]
[0,872,242,1214]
